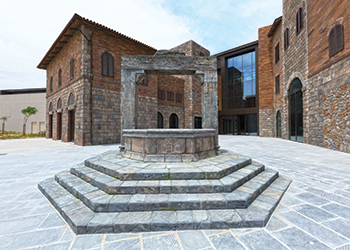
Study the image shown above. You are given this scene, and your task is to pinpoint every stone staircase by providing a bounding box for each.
[38,150,291,234]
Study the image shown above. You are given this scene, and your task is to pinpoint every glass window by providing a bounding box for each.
[227,58,234,68]
[234,56,242,69]
[242,53,251,67]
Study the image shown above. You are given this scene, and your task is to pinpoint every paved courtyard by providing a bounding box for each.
[0,136,350,249]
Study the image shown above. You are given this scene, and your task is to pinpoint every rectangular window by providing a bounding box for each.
[176,94,182,102]
[275,43,280,64]
[296,7,303,35]
[158,90,165,100]
[275,75,280,94]
[167,91,174,101]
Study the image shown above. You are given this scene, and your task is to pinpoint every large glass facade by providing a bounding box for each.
[224,51,256,109]
[220,114,257,135]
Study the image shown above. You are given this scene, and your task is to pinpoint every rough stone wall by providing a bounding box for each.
[283,0,309,141]
[272,22,284,137]
[308,55,350,152]
[171,40,210,56]
[258,26,274,136]
[137,96,158,129]
[323,81,350,152]
[308,0,350,77]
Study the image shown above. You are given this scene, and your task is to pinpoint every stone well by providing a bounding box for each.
[123,129,217,162]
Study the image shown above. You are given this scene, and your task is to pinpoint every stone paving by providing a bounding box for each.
[0,137,350,249]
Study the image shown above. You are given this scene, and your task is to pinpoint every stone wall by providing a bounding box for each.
[171,40,210,56]
[282,0,309,141]
[259,109,275,137]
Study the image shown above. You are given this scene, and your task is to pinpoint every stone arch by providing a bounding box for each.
[68,92,75,107]
[157,112,163,128]
[288,78,303,142]
[48,102,53,112]
[57,98,62,110]
[327,17,344,36]
[286,72,305,96]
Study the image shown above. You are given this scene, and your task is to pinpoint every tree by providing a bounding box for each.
[1,116,10,134]
[21,106,38,135]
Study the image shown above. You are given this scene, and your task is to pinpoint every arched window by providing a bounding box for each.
[68,92,75,107]
[329,24,344,57]
[169,113,179,128]
[57,98,62,110]
[49,76,53,92]
[70,57,74,79]
[102,51,114,77]
[48,102,53,112]
[289,78,303,142]
[276,111,281,138]
[58,68,62,87]
[157,112,163,128]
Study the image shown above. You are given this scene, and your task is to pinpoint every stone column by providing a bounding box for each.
[200,70,219,149]
[120,69,145,149]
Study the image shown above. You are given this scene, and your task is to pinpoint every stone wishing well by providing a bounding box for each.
[38,50,291,234]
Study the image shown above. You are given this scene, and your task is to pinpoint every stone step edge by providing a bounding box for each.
[55,169,279,212]
[38,175,292,234]
[84,157,252,181]
[70,162,265,194]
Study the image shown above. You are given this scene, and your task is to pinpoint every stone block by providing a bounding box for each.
[128,194,147,211]
[202,137,213,151]
[144,194,169,210]
[173,139,186,154]
[144,155,165,162]
[114,212,152,233]
[169,194,201,210]
[177,211,193,230]
[199,193,226,209]
[151,211,177,231]
[181,154,199,162]
[160,180,171,194]
[192,210,210,229]
[108,195,131,212]
[125,138,132,151]
[132,138,144,153]
[156,139,167,154]
[195,138,203,152]
[165,155,182,162]
[208,210,242,229]
[186,139,195,154]
[144,139,157,154]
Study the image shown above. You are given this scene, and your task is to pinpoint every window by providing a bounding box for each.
[167,91,174,101]
[58,68,62,87]
[49,76,53,92]
[101,51,114,77]
[57,98,62,110]
[158,90,165,100]
[284,28,290,50]
[275,75,280,94]
[194,117,202,129]
[296,7,303,35]
[275,43,280,64]
[199,52,204,56]
[329,24,344,57]
[70,57,74,79]
[169,113,179,128]
[176,94,182,102]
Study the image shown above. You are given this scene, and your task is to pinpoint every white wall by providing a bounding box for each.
[0,92,46,134]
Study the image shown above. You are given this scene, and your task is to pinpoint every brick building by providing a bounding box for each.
[218,0,350,153]
[38,14,207,146]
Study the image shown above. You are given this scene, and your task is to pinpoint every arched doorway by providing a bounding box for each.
[48,102,53,138]
[57,98,62,140]
[289,78,303,142]
[157,112,163,128]
[169,113,179,128]
[68,93,75,142]
[276,111,281,138]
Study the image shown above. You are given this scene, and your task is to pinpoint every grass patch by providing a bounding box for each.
[0,131,46,140]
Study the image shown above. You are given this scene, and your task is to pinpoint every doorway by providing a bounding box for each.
[57,113,62,140]
[289,78,303,142]
[169,113,179,128]
[48,115,53,138]
[68,110,75,142]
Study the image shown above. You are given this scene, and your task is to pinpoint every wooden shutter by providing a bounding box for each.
[70,57,74,78]
[299,8,303,30]
[329,28,336,57]
[102,53,108,76]
[108,54,114,77]
[50,76,53,92]
[335,24,344,52]
[296,11,299,34]
[58,68,62,87]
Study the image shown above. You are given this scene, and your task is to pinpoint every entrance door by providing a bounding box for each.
[49,115,53,138]
[57,113,62,140]
[69,110,75,142]
[289,79,303,142]
[222,117,233,134]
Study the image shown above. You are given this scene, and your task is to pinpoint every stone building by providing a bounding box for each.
[38,14,207,146]
[218,0,350,153]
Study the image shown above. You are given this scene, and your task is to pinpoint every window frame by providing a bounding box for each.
[49,76,53,93]
[70,57,74,79]
[167,91,174,101]
[296,7,303,35]
[284,28,290,50]
[176,93,182,103]
[275,43,280,64]
[275,75,280,94]
[158,90,165,100]
[58,68,62,87]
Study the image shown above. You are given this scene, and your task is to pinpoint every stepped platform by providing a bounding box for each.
[38,150,291,234]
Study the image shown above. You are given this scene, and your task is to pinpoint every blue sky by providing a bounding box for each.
[0,0,282,90]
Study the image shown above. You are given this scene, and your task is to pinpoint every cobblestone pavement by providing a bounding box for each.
[1,136,350,249]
